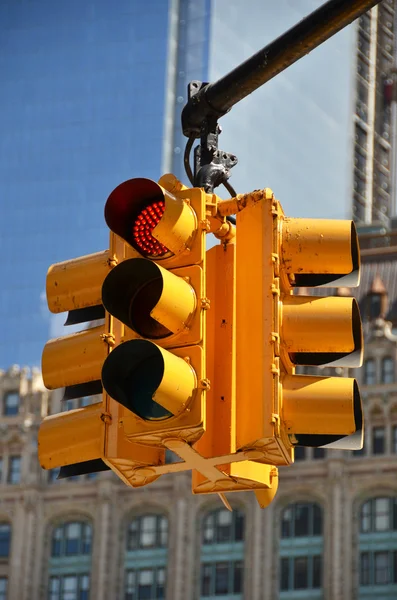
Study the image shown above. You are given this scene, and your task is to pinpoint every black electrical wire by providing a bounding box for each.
[224,180,236,198]
[184,136,195,185]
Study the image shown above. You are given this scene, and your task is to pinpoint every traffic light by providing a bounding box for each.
[39,247,162,481]
[233,189,364,465]
[100,175,208,446]
[39,250,111,477]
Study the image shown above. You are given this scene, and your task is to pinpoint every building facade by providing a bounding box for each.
[1,231,397,600]
[352,0,396,225]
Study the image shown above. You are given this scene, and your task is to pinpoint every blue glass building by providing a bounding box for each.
[0,0,354,368]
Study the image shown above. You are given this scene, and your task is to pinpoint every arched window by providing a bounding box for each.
[124,514,168,600]
[0,523,11,558]
[126,514,168,550]
[381,356,394,384]
[280,502,323,594]
[202,508,244,545]
[200,508,245,598]
[364,359,376,385]
[359,497,397,589]
[360,497,397,533]
[48,520,92,600]
[281,503,322,538]
[51,522,92,557]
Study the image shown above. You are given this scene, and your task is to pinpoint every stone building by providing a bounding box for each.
[0,232,396,600]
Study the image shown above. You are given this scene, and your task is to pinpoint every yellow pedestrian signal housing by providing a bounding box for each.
[101,176,208,444]
[234,190,364,465]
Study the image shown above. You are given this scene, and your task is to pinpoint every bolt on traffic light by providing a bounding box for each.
[232,189,364,465]
[101,176,209,446]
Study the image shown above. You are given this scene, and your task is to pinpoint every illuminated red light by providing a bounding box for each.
[132,200,168,257]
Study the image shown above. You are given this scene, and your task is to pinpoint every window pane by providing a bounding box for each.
[8,456,21,484]
[233,561,243,594]
[125,570,136,600]
[295,505,309,536]
[203,514,214,544]
[159,516,168,547]
[65,522,81,555]
[156,568,165,599]
[375,551,390,584]
[217,510,232,543]
[201,564,212,597]
[313,556,322,588]
[375,498,390,531]
[63,575,78,600]
[215,562,229,595]
[0,524,11,557]
[381,357,394,383]
[138,569,153,600]
[4,391,19,416]
[360,552,370,585]
[294,557,308,589]
[140,516,156,548]
[281,508,292,538]
[373,427,385,455]
[361,501,371,533]
[313,504,323,535]
[364,359,376,385]
[80,575,89,591]
[280,557,289,591]
[127,519,139,550]
[234,511,245,541]
[82,524,92,554]
[63,576,77,591]
[51,526,62,557]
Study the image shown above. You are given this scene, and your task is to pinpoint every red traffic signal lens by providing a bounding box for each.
[105,179,174,259]
[132,200,168,257]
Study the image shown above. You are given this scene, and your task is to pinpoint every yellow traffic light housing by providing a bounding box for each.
[43,251,109,399]
[39,245,163,481]
[38,173,364,510]
[101,177,208,444]
[233,190,364,465]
